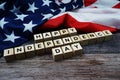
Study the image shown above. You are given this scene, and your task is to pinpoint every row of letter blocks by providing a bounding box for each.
[3,28,113,62]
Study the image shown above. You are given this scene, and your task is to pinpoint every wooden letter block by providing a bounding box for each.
[43,32,52,41]
[34,33,43,43]
[62,37,73,45]
[70,35,81,43]
[102,30,113,41]
[87,33,97,45]
[24,44,35,58]
[34,42,45,55]
[44,40,54,54]
[71,43,83,56]
[51,31,61,39]
[94,31,105,43]
[53,39,64,47]
[59,29,69,37]
[61,45,73,59]
[68,28,77,36]
[14,46,25,60]
[52,47,63,61]
[79,34,89,45]
[4,48,15,62]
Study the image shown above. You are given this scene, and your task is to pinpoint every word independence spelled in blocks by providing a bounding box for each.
[3,28,113,62]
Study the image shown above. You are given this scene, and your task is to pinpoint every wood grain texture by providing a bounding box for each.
[0,33,120,80]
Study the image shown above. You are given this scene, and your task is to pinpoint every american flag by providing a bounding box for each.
[0,0,120,57]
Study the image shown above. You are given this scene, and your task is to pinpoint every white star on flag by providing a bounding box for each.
[15,14,28,21]
[27,2,38,13]
[23,21,37,32]
[4,31,20,43]
[0,18,8,29]
[42,0,52,6]
[41,13,53,20]
[0,2,6,10]
[10,5,21,13]
[60,7,66,13]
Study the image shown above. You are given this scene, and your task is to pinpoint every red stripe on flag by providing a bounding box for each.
[84,0,97,7]
[41,14,117,33]
[113,3,120,8]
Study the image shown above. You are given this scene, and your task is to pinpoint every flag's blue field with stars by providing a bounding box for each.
[0,0,83,57]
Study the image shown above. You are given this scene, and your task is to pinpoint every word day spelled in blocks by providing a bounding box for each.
[3,27,113,62]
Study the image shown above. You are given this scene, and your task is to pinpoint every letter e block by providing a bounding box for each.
[79,34,89,46]
[53,39,64,47]
[34,42,45,55]
[102,30,113,41]
[44,40,54,54]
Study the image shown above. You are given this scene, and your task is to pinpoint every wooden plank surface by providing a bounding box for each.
[0,33,120,80]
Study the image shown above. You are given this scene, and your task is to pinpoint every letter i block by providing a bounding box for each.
[71,43,83,56]
[4,48,15,62]
[44,40,54,54]
[34,42,45,55]
[87,33,97,45]
[79,34,89,46]
[43,32,52,41]
[51,31,61,39]
[52,47,63,61]
[14,46,26,60]
[34,33,43,43]
[62,37,73,45]
[59,29,69,37]
[61,45,73,59]
[24,44,35,58]
[68,28,77,36]
[94,31,105,43]
[53,39,64,47]
[102,30,113,41]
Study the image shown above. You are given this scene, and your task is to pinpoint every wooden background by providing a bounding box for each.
[0,33,120,80]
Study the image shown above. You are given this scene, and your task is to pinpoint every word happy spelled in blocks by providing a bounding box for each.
[3,27,113,62]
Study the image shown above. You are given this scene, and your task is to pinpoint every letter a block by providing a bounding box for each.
[62,45,73,59]
[52,47,63,61]
[4,48,15,62]
[14,46,26,60]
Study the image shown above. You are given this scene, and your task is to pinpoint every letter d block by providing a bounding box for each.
[34,42,45,55]
[62,45,73,59]
[52,47,63,61]
[102,30,113,41]
[14,46,25,60]
[25,44,35,58]
[4,48,15,62]
[71,43,83,56]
